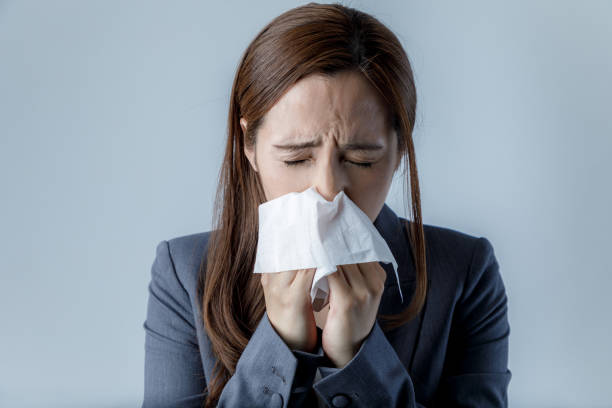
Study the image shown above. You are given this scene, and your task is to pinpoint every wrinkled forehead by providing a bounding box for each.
[262,71,392,144]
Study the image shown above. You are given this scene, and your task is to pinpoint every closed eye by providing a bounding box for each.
[283,159,373,168]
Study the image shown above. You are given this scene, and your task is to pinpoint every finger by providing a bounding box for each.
[327,265,351,300]
[342,262,369,296]
[291,267,316,288]
[357,261,387,293]
[261,269,296,289]
[337,264,352,288]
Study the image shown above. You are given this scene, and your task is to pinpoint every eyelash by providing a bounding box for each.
[283,159,373,168]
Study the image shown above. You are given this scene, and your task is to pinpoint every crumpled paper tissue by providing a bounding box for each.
[253,186,403,311]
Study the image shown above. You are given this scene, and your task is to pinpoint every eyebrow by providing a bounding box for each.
[273,140,384,152]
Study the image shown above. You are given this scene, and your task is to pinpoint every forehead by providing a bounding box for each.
[261,70,390,143]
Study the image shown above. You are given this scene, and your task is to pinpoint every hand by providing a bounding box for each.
[321,262,386,368]
[260,268,318,353]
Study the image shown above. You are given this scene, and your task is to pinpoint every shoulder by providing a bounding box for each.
[151,230,213,308]
[417,222,502,299]
[422,222,485,259]
[422,222,499,270]
[165,230,213,272]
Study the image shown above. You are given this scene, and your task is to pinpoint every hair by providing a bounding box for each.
[197,2,427,406]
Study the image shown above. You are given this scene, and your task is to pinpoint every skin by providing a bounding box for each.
[241,70,401,368]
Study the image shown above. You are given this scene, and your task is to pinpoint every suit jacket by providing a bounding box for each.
[142,203,512,407]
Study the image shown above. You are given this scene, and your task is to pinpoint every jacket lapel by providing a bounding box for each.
[372,203,430,399]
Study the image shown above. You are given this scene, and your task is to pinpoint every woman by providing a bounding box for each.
[143,3,512,407]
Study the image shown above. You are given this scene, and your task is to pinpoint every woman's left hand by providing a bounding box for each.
[321,261,387,368]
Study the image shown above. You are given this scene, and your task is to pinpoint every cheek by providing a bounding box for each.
[349,169,392,199]
[347,163,396,220]
[257,161,310,201]
[347,159,395,186]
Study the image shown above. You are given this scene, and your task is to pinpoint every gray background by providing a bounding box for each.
[1,1,610,406]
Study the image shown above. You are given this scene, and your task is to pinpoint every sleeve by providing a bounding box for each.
[216,311,325,407]
[311,319,423,407]
[304,236,511,408]
[288,326,329,407]
[143,240,207,408]
[142,240,330,408]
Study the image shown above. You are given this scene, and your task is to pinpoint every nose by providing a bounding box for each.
[312,155,345,202]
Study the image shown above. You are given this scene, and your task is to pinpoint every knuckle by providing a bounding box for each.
[335,296,351,312]
[358,291,371,304]
[376,279,386,294]
[351,295,364,309]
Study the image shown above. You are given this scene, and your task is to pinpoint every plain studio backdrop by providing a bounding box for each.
[1,1,610,407]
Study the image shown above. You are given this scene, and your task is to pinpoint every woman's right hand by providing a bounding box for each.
[260,268,318,353]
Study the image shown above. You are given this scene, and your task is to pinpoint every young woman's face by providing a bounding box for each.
[241,70,401,222]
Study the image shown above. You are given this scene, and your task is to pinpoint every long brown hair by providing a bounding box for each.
[197,3,427,406]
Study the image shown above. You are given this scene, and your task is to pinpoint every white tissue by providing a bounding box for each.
[253,186,403,310]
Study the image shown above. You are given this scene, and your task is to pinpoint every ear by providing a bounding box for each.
[240,117,258,172]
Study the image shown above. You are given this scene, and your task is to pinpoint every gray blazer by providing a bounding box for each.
[142,203,512,407]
